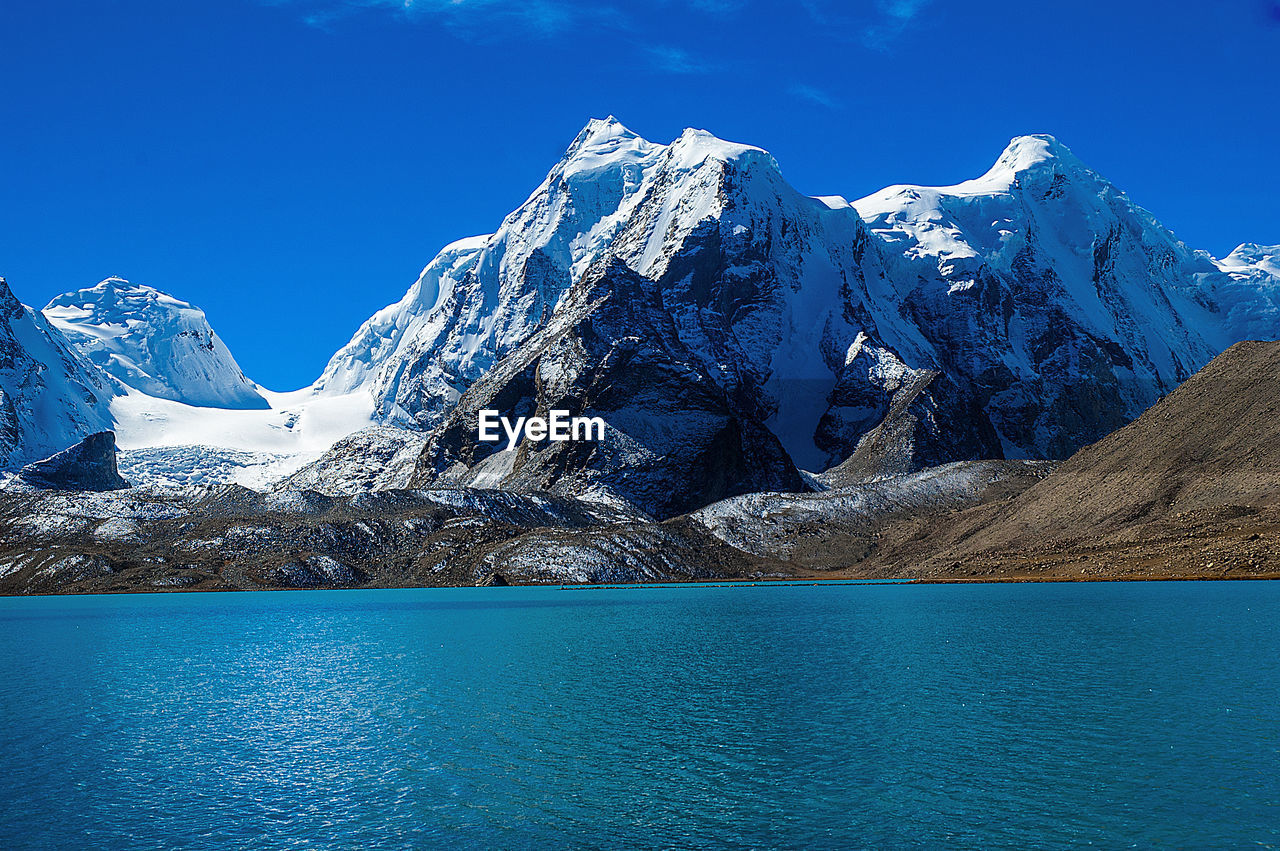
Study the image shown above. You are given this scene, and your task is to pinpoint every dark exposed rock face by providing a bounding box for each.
[819,364,1002,485]
[410,259,807,519]
[18,431,129,492]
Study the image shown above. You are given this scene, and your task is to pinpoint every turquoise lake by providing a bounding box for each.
[1,581,1278,848]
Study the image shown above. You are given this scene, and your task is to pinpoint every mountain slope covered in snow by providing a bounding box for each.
[1208,243,1280,340]
[851,133,1249,458]
[30,277,378,488]
[0,277,115,469]
[44,277,269,410]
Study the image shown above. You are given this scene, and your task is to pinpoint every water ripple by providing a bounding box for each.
[1,582,1278,848]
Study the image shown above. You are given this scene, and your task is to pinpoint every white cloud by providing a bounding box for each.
[863,0,934,47]
[789,84,840,109]
[269,0,739,39]
[645,45,719,75]
[684,0,746,12]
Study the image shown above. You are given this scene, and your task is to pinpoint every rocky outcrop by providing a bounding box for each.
[277,427,427,495]
[17,431,129,492]
[692,459,1055,567]
[819,366,1001,484]
[409,258,807,519]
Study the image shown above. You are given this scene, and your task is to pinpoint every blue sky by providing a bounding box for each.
[2,0,1277,390]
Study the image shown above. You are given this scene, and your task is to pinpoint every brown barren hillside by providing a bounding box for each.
[855,340,1280,580]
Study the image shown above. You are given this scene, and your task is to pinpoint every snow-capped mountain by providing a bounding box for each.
[6,119,1278,507]
[0,277,114,468]
[317,116,950,472]
[1218,243,1280,279]
[851,133,1264,458]
[0,276,374,484]
[44,277,269,410]
[1207,244,1280,340]
[314,119,1280,496]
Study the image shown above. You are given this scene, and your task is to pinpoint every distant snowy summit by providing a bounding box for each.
[1,119,1278,512]
[44,277,268,410]
[1219,243,1280,279]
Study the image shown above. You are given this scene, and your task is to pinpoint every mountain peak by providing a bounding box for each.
[560,118,775,179]
[44,280,269,410]
[1220,243,1280,277]
[53,278,197,321]
[588,114,626,131]
[567,115,643,153]
[668,126,773,171]
[556,117,662,183]
[983,134,1085,181]
[95,276,148,293]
